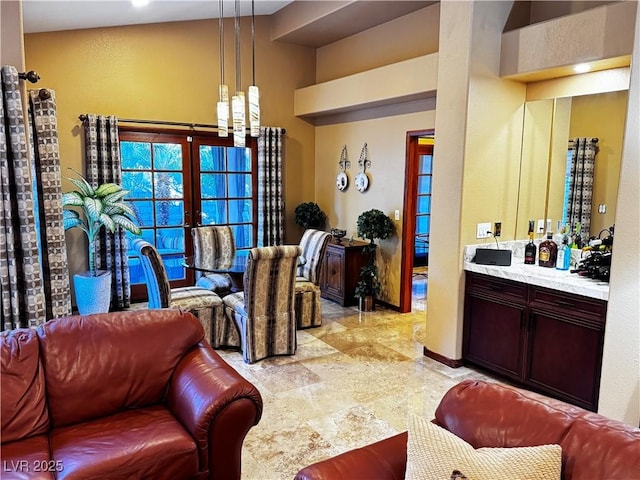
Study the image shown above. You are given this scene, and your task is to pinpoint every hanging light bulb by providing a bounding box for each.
[232,0,245,147]
[248,0,260,137]
[216,0,229,137]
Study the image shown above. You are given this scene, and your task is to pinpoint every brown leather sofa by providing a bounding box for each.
[1,309,263,480]
[295,379,640,480]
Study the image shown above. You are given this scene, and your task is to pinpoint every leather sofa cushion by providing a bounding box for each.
[0,435,54,480]
[37,309,203,428]
[50,405,199,480]
[1,329,49,443]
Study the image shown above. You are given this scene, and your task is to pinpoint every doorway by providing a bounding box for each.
[400,130,434,313]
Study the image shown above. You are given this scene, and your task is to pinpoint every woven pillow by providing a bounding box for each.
[405,414,562,480]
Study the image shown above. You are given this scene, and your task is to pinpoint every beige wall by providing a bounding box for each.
[315,110,435,306]
[316,3,440,83]
[24,16,317,277]
[1,0,25,68]
[598,0,640,426]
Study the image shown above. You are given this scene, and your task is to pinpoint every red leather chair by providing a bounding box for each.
[1,309,262,480]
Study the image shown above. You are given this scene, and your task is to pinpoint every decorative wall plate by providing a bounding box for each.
[354,172,369,192]
[336,172,349,191]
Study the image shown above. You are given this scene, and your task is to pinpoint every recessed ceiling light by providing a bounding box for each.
[574,63,591,74]
[131,0,150,7]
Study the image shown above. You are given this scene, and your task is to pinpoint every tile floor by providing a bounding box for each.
[215,290,497,479]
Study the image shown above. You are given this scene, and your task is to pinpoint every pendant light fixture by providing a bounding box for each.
[216,0,229,137]
[231,0,246,147]
[248,0,260,137]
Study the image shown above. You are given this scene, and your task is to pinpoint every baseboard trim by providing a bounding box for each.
[423,346,464,368]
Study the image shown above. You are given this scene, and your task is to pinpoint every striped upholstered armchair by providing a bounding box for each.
[222,246,302,364]
[295,229,331,329]
[191,225,236,297]
[132,238,233,348]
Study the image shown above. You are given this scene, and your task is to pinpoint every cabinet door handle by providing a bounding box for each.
[554,300,574,308]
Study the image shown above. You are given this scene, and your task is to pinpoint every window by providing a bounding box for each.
[415,141,433,266]
[119,129,257,300]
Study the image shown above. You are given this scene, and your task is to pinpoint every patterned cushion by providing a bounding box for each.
[297,229,330,284]
[295,279,318,293]
[405,414,562,480]
[196,273,233,292]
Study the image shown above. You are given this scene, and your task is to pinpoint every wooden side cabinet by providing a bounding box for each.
[320,240,369,306]
[463,272,607,411]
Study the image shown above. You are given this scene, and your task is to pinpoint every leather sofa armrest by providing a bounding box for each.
[167,344,262,478]
[294,432,408,480]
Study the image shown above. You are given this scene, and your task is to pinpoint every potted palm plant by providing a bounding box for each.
[62,170,141,314]
[354,209,394,311]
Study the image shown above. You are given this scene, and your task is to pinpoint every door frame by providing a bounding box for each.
[400,129,434,313]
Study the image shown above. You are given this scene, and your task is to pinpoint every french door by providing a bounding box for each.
[119,129,257,301]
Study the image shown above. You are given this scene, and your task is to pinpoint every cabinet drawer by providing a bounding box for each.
[466,273,527,303]
[530,287,607,321]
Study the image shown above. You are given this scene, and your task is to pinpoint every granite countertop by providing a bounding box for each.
[463,240,610,301]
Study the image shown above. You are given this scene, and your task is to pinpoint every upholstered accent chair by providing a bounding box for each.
[192,225,236,297]
[133,238,238,349]
[222,245,302,364]
[295,229,331,328]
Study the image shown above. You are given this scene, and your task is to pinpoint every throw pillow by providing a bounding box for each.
[405,414,562,480]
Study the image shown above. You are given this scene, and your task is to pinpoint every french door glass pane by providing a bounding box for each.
[417,215,430,234]
[201,200,227,224]
[121,141,151,169]
[123,172,152,198]
[229,199,251,223]
[228,147,251,171]
[154,200,184,227]
[233,224,253,249]
[419,154,432,174]
[154,172,183,198]
[153,143,182,170]
[200,146,225,171]
[417,195,431,214]
[129,200,154,226]
[418,175,431,192]
[228,173,251,197]
[201,173,226,198]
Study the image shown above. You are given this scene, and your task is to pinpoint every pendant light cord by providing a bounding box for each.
[251,0,256,86]
[234,0,241,93]
[218,0,224,84]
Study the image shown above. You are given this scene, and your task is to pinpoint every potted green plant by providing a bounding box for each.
[354,209,394,311]
[62,170,141,314]
[294,201,326,230]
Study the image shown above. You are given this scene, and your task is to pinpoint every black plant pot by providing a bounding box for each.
[359,295,375,312]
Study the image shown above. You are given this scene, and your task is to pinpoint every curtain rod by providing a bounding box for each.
[78,115,285,134]
[19,71,40,83]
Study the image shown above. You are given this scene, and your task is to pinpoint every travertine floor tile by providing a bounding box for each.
[216,298,494,480]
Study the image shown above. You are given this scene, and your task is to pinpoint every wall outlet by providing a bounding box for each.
[494,222,502,237]
[536,219,545,234]
[476,222,492,239]
[394,209,400,221]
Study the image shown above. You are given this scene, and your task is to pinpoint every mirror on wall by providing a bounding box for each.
[515,89,628,240]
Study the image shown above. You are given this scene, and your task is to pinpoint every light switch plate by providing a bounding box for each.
[537,219,545,233]
[476,222,492,239]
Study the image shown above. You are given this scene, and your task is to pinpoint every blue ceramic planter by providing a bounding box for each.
[73,270,112,315]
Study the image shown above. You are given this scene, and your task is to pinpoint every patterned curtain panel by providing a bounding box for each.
[83,114,131,310]
[28,89,72,319]
[567,137,598,243]
[0,66,46,330]
[257,127,284,246]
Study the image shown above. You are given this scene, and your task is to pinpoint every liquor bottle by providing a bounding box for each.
[538,232,558,268]
[524,228,536,265]
[556,236,571,271]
